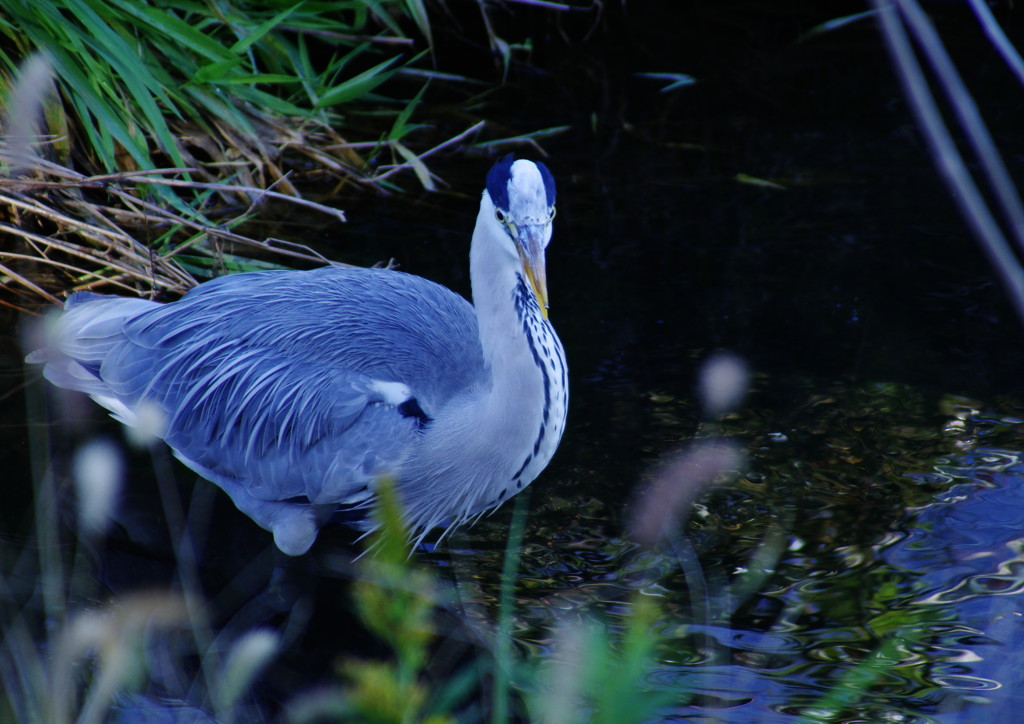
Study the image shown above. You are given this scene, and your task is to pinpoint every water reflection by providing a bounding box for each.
[427,384,1024,721]
[17,375,1008,721]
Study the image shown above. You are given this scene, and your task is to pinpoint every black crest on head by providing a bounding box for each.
[486,153,557,210]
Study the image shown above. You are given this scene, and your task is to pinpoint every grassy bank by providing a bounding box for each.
[0,0,472,310]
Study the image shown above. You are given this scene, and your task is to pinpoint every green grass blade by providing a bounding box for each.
[403,0,432,45]
[191,58,245,84]
[105,0,235,62]
[387,80,428,141]
[316,55,401,108]
[491,491,531,724]
[229,2,305,55]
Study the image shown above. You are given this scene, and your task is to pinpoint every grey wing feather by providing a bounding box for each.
[33,266,485,516]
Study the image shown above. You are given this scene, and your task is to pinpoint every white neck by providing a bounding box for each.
[469,189,566,482]
[398,190,567,536]
[470,193,532,371]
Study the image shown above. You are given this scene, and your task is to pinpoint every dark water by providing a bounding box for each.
[6,1,1024,721]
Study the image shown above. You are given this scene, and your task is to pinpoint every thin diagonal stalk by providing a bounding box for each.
[893,0,1024,254]
[871,0,1024,326]
[966,0,1024,89]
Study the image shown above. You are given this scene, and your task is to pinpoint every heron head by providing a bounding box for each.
[485,155,557,318]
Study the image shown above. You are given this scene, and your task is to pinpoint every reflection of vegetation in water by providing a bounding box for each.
[455,378,1024,721]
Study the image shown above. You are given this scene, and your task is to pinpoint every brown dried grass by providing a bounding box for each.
[0,143,351,314]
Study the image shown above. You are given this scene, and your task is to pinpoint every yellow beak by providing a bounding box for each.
[516,224,550,320]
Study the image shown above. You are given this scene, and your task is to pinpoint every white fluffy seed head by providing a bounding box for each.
[698,351,749,417]
[72,438,123,536]
[217,629,280,711]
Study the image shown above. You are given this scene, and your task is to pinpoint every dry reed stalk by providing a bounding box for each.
[0,146,349,311]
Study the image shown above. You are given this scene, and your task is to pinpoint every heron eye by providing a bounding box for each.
[495,209,506,222]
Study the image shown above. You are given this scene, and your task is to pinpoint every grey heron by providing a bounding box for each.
[28,156,568,555]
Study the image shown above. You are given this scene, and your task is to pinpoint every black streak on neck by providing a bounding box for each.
[510,274,554,485]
